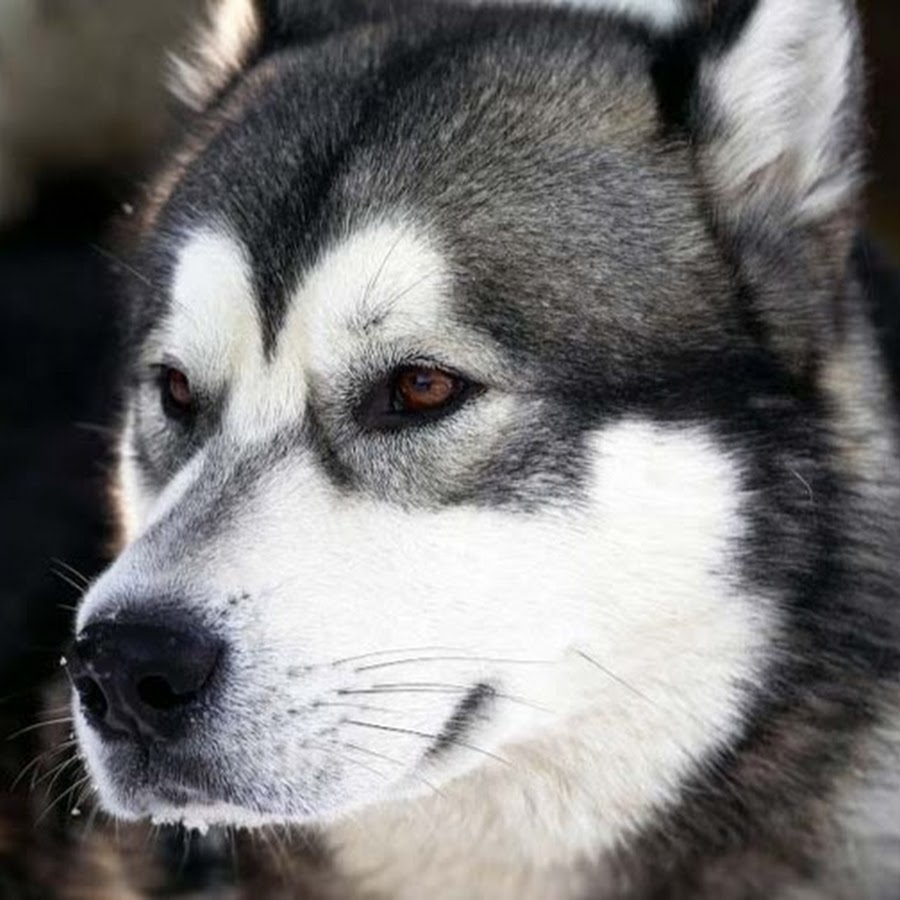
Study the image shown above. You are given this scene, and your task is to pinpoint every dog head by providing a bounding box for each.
[71,0,864,842]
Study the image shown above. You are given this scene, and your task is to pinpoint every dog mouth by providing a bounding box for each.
[81,679,498,822]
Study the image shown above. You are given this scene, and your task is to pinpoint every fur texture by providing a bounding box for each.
[39,0,900,898]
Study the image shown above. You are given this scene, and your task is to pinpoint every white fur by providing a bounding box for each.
[77,216,773,899]
[170,0,262,111]
[330,423,771,900]
[148,219,506,445]
[165,228,262,390]
[533,0,685,28]
[701,0,857,222]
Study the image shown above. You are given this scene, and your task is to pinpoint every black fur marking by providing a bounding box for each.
[649,0,759,131]
[426,681,496,759]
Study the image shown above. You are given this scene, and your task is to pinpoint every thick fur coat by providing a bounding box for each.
[3,1,899,898]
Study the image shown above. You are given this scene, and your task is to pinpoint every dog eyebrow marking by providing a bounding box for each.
[167,227,262,388]
[278,217,453,382]
[160,219,455,443]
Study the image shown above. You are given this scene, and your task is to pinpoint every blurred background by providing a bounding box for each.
[0,0,896,892]
[861,0,900,255]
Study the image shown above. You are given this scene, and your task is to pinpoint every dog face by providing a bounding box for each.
[72,0,862,842]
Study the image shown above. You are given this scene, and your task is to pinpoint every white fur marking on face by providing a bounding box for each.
[151,218,461,448]
[703,0,856,220]
[91,414,770,896]
[167,227,261,382]
[323,422,771,899]
[281,218,454,382]
[236,217,454,438]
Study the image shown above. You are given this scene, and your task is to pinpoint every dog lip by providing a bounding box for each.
[103,744,225,814]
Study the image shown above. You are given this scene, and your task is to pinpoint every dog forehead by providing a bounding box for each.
[283,217,454,375]
[160,216,460,431]
[164,227,260,377]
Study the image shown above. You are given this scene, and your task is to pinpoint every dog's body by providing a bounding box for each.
[64,1,900,898]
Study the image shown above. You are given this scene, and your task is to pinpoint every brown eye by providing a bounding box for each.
[393,366,462,413]
[160,366,194,419]
[359,363,476,430]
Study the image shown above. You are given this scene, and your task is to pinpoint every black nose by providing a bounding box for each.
[69,621,223,741]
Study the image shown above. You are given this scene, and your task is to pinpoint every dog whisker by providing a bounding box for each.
[90,242,153,288]
[78,801,103,845]
[339,683,550,714]
[50,568,89,596]
[574,649,723,767]
[315,700,398,715]
[380,267,444,309]
[303,736,446,801]
[328,646,468,667]
[10,738,77,790]
[573,650,652,704]
[49,557,92,588]
[302,739,397,788]
[74,421,120,438]
[72,781,97,818]
[354,655,552,673]
[35,750,81,794]
[34,704,74,718]
[338,740,448,799]
[37,772,93,825]
[344,681,473,691]
[7,716,74,741]
[343,719,510,767]
[360,229,407,309]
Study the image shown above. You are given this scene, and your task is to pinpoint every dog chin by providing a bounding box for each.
[146,800,304,833]
[97,775,345,831]
[84,741,393,830]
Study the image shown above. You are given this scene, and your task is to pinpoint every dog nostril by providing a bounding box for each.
[136,675,196,711]
[69,619,224,741]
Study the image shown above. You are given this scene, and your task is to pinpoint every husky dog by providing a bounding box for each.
[67,0,900,897]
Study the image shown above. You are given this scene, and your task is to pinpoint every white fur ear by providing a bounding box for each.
[699,0,861,226]
[544,0,687,29]
[169,0,262,111]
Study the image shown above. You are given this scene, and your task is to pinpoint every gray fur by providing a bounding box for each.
[73,1,900,897]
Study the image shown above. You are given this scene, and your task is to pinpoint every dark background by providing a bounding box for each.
[861,0,900,257]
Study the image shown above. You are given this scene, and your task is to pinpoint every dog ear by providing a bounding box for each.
[663,0,864,370]
[170,0,264,111]
[695,0,862,234]
[169,0,393,112]
[565,0,689,30]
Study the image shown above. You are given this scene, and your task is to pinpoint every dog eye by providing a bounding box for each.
[360,364,474,429]
[159,366,194,420]
[393,366,463,413]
